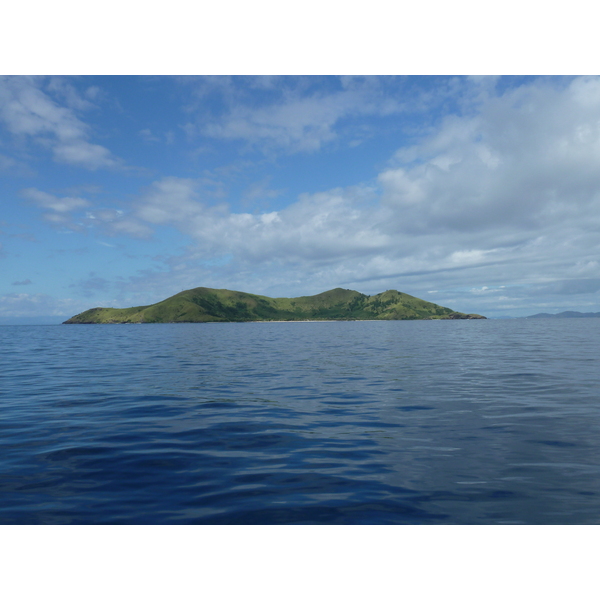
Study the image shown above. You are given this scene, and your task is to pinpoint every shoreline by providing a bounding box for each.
[63,317,484,324]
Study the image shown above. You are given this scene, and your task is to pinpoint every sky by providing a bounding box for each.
[1,4,598,587]
[2,74,600,321]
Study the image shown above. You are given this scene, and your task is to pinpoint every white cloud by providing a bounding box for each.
[109,77,600,314]
[188,76,406,154]
[448,250,494,265]
[136,177,204,224]
[0,76,120,170]
[45,77,97,111]
[13,76,600,316]
[0,292,84,317]
[83,207,153,239]
[20,187,153,237]
[133,176,389,265]
[21,187,91,212]
[52,141,118,169]
[378,78,600,238]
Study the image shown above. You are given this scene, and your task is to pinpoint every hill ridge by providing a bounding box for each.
[63,287,486,324]
[525,310,600,318]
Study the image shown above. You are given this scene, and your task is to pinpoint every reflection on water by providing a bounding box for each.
[1,319,600,524]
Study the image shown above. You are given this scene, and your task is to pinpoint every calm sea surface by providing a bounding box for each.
[1,319,600,524]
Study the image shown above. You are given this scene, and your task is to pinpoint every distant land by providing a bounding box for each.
[525,311,600,318]
[63,287,486,324]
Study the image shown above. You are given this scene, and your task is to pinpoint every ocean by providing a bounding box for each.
[1,318,599,524]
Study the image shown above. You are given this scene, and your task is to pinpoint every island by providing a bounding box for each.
[63,287,486,324]
[525,311,600,318]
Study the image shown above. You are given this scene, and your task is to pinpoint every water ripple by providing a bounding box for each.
[2,319,600,523]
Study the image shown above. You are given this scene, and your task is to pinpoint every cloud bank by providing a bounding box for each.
[7,76,600,317]
[90,77,598,313]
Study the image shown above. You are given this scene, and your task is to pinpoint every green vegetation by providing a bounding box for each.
[63,287,486,323]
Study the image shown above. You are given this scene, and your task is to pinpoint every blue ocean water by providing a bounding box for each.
[1,319,600,524]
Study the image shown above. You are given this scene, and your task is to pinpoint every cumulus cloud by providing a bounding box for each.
[133,176,389,265]
[379,77,600,236]
[0,76,121,170]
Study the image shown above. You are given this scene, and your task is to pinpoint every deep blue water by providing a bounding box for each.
[1,319,600,524]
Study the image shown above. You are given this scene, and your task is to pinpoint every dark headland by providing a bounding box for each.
[63,287,486,324]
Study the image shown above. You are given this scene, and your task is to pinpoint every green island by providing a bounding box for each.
[63,287,486,324]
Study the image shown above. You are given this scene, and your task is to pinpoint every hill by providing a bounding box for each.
[525,311,600,318]
[63,287,486,324]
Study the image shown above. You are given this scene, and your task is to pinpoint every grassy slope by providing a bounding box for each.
[63,287,485,323]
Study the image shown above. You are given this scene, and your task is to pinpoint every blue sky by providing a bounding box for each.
[2,74,600,321]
